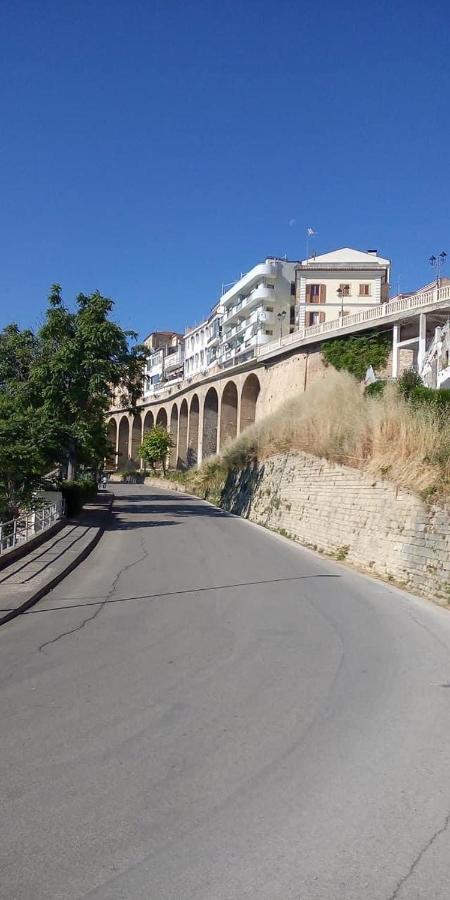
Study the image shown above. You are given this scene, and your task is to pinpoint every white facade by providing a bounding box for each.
[296,247,390,328]
[184,320,209,379]
[218,259,296,366]
[143,332,184,396]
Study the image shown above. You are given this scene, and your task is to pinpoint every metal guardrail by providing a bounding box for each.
[0,501,64,555]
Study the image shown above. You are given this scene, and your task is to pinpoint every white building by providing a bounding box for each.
[184,319,209,379]
[296,247,390,328]
[143,332,184,396]
[218,258,296,367]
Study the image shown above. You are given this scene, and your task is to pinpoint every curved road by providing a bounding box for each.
[2,484,450,899]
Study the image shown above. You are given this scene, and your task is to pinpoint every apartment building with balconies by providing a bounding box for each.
[296,247,390,328]
[143,331,184,396]
[218,259,296,367]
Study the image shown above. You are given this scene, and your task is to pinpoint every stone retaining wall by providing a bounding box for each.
[221,452,450,606]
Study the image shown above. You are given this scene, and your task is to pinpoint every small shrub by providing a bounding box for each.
[365,380,386,398]
[61,477,97,515]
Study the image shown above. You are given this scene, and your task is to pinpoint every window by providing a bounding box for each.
[339,284,351,296]
[265,329,273,336]
[266,305,274,312]
[359,284,371,296]
[310,284,321,297]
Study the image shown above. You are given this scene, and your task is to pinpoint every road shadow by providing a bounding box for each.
[108,498,229,530]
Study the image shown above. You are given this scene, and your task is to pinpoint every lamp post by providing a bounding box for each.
[429,251,447,289]
[277,309,287,345]
[337,286,344,319]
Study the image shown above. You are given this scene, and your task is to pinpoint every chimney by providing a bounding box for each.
[366,249,378,256]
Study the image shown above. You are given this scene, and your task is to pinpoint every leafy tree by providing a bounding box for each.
[139,427,174,475]
[0,324,51,518]
[31,285,147,479]
[0,285,147,516]
[321,332,391,381]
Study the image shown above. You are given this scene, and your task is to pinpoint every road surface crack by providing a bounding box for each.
[387,807,450,899]
[38,534,150,653]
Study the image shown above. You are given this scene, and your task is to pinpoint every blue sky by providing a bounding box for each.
[1,0,449,339]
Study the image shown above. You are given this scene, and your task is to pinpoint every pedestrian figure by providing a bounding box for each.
[101,474,107,490]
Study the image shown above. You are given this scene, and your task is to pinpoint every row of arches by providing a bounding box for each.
[107,373,260,470]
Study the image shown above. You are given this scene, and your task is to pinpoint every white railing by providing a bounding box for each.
[258,285,450,359]
[0,500,64,556]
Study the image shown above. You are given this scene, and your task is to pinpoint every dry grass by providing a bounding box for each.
[196,370,450,499]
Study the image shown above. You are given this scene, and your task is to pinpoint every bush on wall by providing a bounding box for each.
[321,332,391,381]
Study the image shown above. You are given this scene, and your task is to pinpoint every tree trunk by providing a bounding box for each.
[67,443,77,482]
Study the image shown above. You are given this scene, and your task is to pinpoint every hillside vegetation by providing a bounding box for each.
[174,371,450,502]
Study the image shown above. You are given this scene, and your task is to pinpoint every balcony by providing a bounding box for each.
[164,348,184,372]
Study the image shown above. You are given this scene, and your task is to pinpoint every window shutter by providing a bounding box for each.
[319,284,326,304]
[306,285,312,304]
[319,311,326,323]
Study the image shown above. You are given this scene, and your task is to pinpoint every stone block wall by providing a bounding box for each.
[222,452,450,606]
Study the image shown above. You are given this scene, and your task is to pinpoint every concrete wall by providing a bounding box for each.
[222,451,450,606]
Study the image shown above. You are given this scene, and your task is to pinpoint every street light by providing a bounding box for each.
[277,310,287,345]
[429,251,447,289]
[337,286,344,319]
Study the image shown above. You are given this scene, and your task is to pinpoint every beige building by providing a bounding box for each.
[296,247,390,328]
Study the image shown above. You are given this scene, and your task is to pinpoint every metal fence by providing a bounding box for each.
[0,500,64,556]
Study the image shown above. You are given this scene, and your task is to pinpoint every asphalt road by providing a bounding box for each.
[2,484,450,899]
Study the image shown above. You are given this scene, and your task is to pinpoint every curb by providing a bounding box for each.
[0,496,114,627]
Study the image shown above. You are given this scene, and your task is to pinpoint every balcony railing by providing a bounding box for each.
[258,284,450,359]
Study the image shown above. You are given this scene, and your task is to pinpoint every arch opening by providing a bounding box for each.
[240,374,260,432]
[187,394,199,467]
[143,409,154,438]
[219,381,238,450]
[130,413,142,467]
[178,399,188,468]
[202,387,219,460]
[156,407,168,428]
[117,416,130,469]
[169,404,178,469]
[106,419,117,468]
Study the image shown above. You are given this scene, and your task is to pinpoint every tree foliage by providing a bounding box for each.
[0,286,146,517]
[321,332,391,381]
[139,427,174,475]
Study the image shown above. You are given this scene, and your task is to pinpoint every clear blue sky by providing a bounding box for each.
[1,0,449,339]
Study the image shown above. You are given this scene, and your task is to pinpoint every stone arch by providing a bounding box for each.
[202,387,219,459]
[106,419,117,468]
[187,394,200,467]
[178,399,188,468]
[220,381,238,449]
[169,403,178,469]
[156,407,168,428]
[143,409,154,438]
[117,415,129,468]
[240,374,260,431]
[130,412,142,466]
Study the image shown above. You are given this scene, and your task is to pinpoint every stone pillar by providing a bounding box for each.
[392,324,400,379]
[418,313,427,373]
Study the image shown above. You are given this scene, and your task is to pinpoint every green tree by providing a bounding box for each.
[0,325,51,518]
[0,285,147,516]
[32,285,147,479]
[139,427,174,475]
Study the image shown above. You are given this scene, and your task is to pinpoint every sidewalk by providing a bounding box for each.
[0,493,113,626]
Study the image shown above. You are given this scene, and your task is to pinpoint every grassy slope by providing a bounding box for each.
[171,371,450,503]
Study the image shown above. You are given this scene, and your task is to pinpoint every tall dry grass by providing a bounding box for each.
[216,370,450,497]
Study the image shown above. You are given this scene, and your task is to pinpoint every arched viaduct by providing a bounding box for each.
[106,367,263,471]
